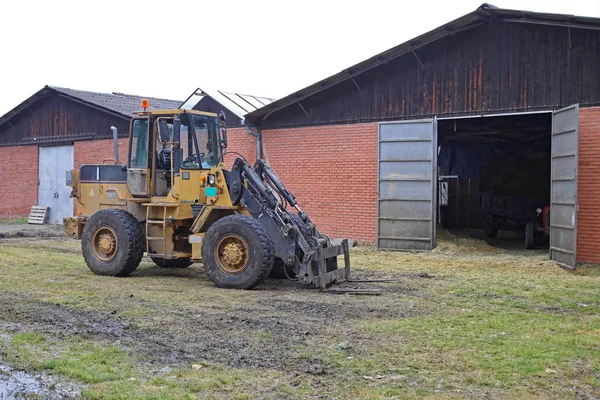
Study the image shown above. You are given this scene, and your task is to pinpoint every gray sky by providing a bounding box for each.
[1,0,599,116]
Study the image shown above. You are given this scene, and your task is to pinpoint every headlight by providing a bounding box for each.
[208,175,215,185]
[536,208,542,215]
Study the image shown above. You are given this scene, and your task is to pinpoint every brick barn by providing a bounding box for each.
[0,86,183,224]
[229,4,600,267]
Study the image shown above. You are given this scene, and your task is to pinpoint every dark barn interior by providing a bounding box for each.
[437,113,552,248]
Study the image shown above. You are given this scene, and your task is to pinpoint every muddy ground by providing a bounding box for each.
[0,226,598,399]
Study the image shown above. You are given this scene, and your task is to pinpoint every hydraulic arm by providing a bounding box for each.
[226,157,350,287]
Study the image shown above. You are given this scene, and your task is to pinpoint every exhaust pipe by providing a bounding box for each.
[110,126,118,164]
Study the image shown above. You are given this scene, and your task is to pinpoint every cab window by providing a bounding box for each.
[130,119,149,168]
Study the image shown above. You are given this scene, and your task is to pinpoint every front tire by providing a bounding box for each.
[201,215,274,289]
[81,209,144,277]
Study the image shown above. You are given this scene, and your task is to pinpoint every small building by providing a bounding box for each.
[0,86,182,223]
[232,4,600,267]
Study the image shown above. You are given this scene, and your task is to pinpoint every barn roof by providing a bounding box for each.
[0,86,182,128]
[51,87,182,117]
[180,88,276,120]
[245,3,600,124]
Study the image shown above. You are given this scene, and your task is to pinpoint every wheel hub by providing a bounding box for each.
[222,242,244,266]
[91,226,118,262]
[98,234,116,254]
[215,233,250,275]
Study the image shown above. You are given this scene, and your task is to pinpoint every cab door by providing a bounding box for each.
[127,118,150,196]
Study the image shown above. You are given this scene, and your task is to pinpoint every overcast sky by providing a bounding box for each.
[1,0,598,116]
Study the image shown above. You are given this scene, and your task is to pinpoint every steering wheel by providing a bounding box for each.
[183,153,206,168]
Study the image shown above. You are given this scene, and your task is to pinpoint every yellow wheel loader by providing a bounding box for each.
[64,102,350,289]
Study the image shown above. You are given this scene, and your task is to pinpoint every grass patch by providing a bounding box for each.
[0,216,27,224]
[44,344,132,383]
[0,234,599,398]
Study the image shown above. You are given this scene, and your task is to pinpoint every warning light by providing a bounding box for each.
[200,176,206,182]
[141,99,149,110]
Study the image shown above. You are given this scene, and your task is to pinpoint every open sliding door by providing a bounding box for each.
[550,104,579,268]
[378,119,437,250]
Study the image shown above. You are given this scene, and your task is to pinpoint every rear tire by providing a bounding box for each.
[484,215,499,238]
[525,222,535,249]
[81,209,144,277]
[202,215,274,289]
[151,257,193,269]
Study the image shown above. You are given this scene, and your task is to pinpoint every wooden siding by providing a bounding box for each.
[0,93,130,146]
[261,21,600,129]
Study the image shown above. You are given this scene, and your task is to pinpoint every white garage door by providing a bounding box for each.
[38,145,74,224]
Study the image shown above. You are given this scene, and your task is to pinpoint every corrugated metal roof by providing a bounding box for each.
[180,88,276,120]
[246,3,600,124]
[51,86,182,117]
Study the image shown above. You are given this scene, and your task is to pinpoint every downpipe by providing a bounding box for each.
[245,125,262,160]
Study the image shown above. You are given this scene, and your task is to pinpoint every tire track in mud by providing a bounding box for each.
[0,276,429,374]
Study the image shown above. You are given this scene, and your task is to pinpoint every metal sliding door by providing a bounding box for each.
[378,119,437,250]
[550,105,579,268]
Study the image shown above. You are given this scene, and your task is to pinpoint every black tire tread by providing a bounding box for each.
[525,222,535,250]
[484,216,499,238]
[202,214,274,289]
[82,208,144,277]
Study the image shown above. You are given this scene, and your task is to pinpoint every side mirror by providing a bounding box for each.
[158,119,170,143]
[172,118,181,174]
[218,110,227,149]
[220,125,228,149]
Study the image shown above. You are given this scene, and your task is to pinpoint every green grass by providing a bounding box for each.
[0,235,599,398]
[0,216,28,224]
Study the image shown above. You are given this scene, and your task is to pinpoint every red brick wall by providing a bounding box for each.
[0,129,262,219]
[223,127,256,167]
[577,107,600,264]
[262,123,379,243]
[0,145,39,217]
[74,138,129,167]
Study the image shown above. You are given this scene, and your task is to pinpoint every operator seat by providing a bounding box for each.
[157,149,172,170]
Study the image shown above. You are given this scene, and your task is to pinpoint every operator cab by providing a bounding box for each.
[127,107,223,198]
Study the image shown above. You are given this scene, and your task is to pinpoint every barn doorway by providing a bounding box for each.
[436,107,579,267]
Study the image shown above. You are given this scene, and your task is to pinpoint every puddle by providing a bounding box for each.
[0,359,81,399]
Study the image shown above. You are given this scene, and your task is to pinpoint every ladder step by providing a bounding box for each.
[146,220,165,224]
[147,237,164,240]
